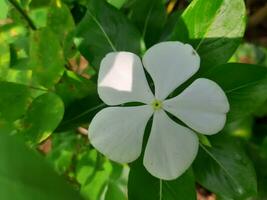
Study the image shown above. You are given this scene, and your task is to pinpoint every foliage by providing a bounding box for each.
[0,0,267,199]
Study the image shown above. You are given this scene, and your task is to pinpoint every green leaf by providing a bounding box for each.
[247,138,267,199]
[74,149,127,200]
[28,28,65,88]
[105,181,126,200]
[0,0,9,19]
[169,0,246,70]
[0,133,84,200]
[128,0,167,48]
[128,160,196,200]
[20,92,64,143]
[0,82,34,134]
[0,82,31,122]
[59,103,104,131]
[0,40,10,69]
[205,63,267,123]
[55,70,97,106]
[57,75,103,130]
[0,23,27,44]
[47,131,81,174]
[0,68,34,86]
[47,2,76,59]
[160,11,182,42]
[76,150,113,200]
[105,163,127,200]
[76,0,141,69]
[47,2,75,42]
[29,7,48,28]
[107,0,127,9]
[193,134,257,199]
[30,0,51,8]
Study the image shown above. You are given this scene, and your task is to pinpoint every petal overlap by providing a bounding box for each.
[143,110,199,180]
[164,78,229,135]
[143,41,200,100]
[98,52,154,105]
[89,106,153,163]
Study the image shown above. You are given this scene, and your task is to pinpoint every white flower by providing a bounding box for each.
[88,41,229,180]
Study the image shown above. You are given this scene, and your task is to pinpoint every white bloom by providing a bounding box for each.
[88,41,229,180]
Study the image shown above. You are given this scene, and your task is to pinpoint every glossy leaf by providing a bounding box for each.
[0,133,84,200]
[76,0,141,69]
[128,0,167,47]
[193,134,257,199]
[28,28,65,88]
[128,160,196,200]
[20,92,64,143]
[205,63,267,122]
[169,0,246,70]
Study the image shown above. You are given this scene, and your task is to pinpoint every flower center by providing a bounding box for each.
[151,99,163,111]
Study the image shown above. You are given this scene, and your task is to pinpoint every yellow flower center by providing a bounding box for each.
[151,99,163,111]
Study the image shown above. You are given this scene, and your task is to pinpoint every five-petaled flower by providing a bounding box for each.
[88,41,229,180]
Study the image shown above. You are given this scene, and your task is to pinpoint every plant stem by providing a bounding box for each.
[8,0,37,30]
[159,179,162,200]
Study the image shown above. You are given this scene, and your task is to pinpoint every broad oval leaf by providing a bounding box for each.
[0,82,31,122]
[28,28,65,88]
[47,2,75,42]
[76,0,141,69]
[205,63,267,123]
[128,159,196,200]
[168,0,246,71]
[0,82,34,134]
[20,92,64,143]
[128,0,167,48]
[193,134,257,199]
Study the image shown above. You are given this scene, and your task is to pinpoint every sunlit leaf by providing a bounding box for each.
[169,0,246,71]
[20,92,64,143]
[28,28,65,88]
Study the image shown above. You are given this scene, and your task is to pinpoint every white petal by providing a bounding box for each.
[142,41,200,100]
[98,52,154,105]
[88,106,153,163]
[143,110,198,180]
[164,78,230,135]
